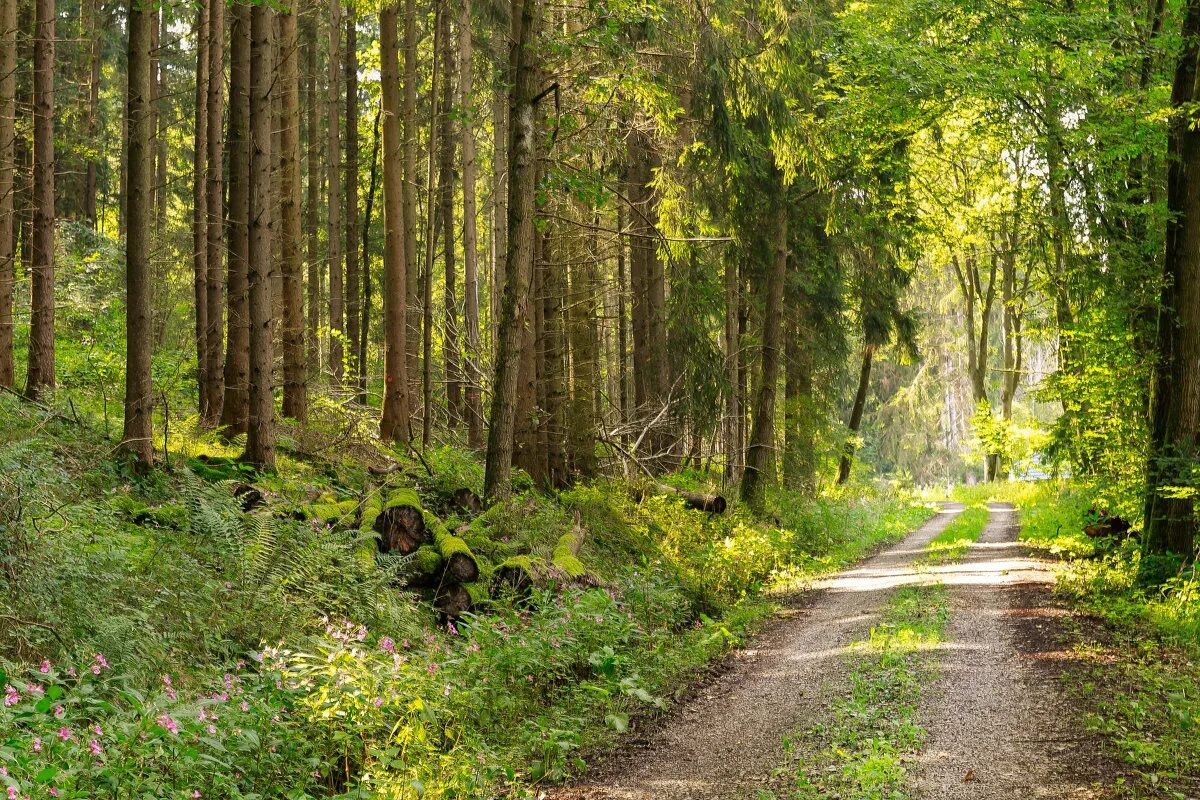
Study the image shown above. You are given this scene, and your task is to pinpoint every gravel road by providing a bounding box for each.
[548,503,1122,800]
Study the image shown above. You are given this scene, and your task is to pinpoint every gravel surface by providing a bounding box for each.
[547,504,967,800]
[911,503,1119,800]
[549,503,1126,800]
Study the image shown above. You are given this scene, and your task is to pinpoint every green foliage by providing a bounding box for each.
[922,502,989,564]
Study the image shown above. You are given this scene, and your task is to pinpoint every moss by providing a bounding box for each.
[360,492,385,530]
[552,531,587,579]
[309,498,358,524]
[384,487,423,512]
[412,545,444,576]
[497,555,538,576]
[432,523,475,563]
[464,581,491,607]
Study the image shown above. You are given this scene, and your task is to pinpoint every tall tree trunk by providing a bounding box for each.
[246,1,276,470]
[123,0,154,464]
[359,107,380,401]
[403,0,421,406]
[379,3,411,442]
[567,212,598,478]
[203,0,226,424]
[483,0,539,500]
[26,0,55,400]
[0,0,15,388]
[152,7,166,234]
[191,0,210,415]
[344,9,360,393]
[439,7,462,427]
[723,251,739,483]
[221,3,252,435]
[1144,0,1200,558]
[740,193,787,509]
[616,199,629,438]
[305,14,320,371]
[422,7,442,445]
[280,2,306,421]
[490,90,507,362]
[83,0,101,228]
[327,0,344,387]
[783,307,816,495]
[542,225,567,487]
[836,343,875,485]
[459,0,483,449]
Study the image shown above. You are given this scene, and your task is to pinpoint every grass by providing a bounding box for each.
[921,502,989,564]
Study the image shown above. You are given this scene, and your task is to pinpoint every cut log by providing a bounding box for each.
[493,555,538,596]
[231,482,265,512]
[635,481,727,514]
[374,488,426,554]
[433,582,472,618]
[552,520,587,580]
[430,521,480,582]
[401,544,444,588]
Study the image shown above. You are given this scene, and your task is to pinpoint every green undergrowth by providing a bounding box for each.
[921,502,989,564]
[0,392,936,799]
[780,583,949,800]
[958,481,1199,798]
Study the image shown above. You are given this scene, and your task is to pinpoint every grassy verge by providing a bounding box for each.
[922,502,989,564]
[961,481,1199,799]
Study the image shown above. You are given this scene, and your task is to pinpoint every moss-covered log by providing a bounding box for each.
[433,582,472,618]
[401,545,444,588]
[634,481,727,514]
[430,522,479,582]
[375,488,426,554]
[493,555,539,596]
[552,527,587,580]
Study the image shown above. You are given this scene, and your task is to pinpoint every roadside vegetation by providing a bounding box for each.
[0,391,935,798]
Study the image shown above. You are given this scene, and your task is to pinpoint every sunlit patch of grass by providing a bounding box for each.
[785,583,950,800]
[921,503,989,565]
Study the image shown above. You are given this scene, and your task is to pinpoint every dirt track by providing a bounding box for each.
[548,503,1123,800]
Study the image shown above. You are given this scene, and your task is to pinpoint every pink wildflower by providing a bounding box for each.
[156,713,180,735]
[56,727,71,741]
[3,685,18,706]
[53,705,64,719]
[39,660,51,674]
[7,785,16,800]
[379,636,395,654]
[240,701,249,712]
[31,736,41,753]
[206,724,216,735]
[89,739,102,757]
[66,667,76,678]
[48,789,59,798]
[26,683,43,697]
[92,723,102,736]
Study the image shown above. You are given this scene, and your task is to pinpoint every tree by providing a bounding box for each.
[1143,0,1200,560]
[191,0,209,415]
[305,13,321,370]
[280,1,306,421]
[221,2,252,435]
[439,7,462,428]
[245,1,276,470]
[483,0,540,501]
[0,0,14,388]
[345,8,361,393]
[741,180,788,509]
[328,0,344,386]
[379,2,412,443]
[26,0,56,400]
[122,0,154,465]
[403,0,421,403]
[459,0,484,449]
[203,0,226,425]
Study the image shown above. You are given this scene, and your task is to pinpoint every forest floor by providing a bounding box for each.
[548,503,1133,800]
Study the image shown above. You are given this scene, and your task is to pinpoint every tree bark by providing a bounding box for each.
[567,212,598,478]
[280,2,306,421]
[836,343,875,485]
[379,3,412,443]
[0,0,15,388]
[740,192,787,509]
[783,304,815,494]
[305,13,321,371]
[26,0,55,400]
[491,91,508,363]
[459,0,484,449]
[723,251,739,483]
[359,107,380,402]
[542,226,567,488]
[403,0,421,406]
[439,7,462,427]
[191,0,210,415]
[221,3,251,436]
[203,0,226,424]
[245,1,276,470]
[327,0,344,386]
[1144,0,1200,558]
[345,9,361,393]
[123,0,154,465]
[422,8,442,445]
[83,0,102,229]
[483,0,540,500]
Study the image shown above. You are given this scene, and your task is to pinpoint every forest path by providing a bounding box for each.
[547,503,1120,800]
